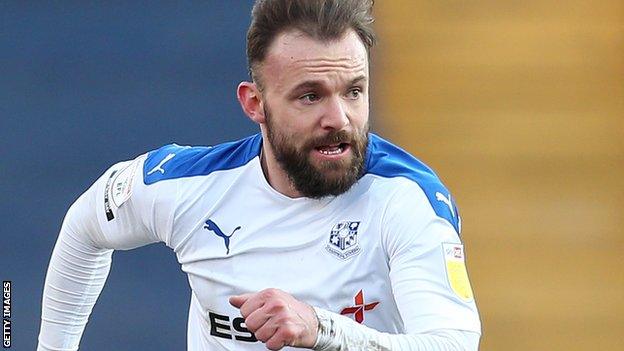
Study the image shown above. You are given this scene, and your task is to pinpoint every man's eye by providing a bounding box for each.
[300,93,319,103]
[347,88,362,99]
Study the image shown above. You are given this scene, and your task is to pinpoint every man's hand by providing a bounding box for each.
[229,288,319,350]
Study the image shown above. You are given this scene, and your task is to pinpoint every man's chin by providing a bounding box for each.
[274,143,366,198]
[293,178,358,198]
[296,163,360,196]
[310,159,353,176]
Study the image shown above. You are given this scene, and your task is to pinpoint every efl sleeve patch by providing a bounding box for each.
[442,243,474,302]
[109,155,145,209]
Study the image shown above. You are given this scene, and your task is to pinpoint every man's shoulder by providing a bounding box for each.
[143,134,262,185]
[364,133,460,233]
[365,133,442,185]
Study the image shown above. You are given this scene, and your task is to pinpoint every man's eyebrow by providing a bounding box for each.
[290,76,368,95]
[349,75,367,85]
[291,80,324,93]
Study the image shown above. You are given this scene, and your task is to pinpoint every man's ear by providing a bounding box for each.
[237,81,265,124]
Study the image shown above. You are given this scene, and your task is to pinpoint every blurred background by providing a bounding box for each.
[375,1,624,350]
[1,1,622,350]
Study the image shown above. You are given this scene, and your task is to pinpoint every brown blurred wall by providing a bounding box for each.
[373,1,624,350]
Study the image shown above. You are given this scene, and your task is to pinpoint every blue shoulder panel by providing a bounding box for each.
[365,133,461,234]
[143,134,262,185]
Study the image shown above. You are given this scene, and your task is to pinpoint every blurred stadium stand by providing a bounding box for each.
[375,1,624,350]
[1,1,256,349]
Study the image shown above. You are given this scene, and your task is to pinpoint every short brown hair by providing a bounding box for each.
[246,0,376,86]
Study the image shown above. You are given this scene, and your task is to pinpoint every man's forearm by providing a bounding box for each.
[38,228,113,350]
[313,307,480,351]
[38,198,114,351]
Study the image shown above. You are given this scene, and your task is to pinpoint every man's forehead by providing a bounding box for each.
[262,29,368,78]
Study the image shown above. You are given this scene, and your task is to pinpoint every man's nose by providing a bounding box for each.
[320,97,349,130]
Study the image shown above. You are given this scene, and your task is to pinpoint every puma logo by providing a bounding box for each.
[435,192,455,218]
[147,153,176,175]
[203,219,241,255]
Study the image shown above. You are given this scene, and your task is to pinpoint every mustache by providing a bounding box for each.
[305,130,357,149]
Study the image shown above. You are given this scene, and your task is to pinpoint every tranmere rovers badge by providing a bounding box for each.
[326,221,361,260]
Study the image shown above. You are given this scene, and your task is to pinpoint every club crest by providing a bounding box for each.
[325,221,361,260]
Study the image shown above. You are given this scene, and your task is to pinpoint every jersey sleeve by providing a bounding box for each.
[383,178,481,334]
[94,153,178,248]
[38,152,177,350]
[313,307,480,350]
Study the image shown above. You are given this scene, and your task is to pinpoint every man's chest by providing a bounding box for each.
[169,185,403,334]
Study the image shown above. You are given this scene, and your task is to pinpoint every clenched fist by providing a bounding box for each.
[229,288,319,350]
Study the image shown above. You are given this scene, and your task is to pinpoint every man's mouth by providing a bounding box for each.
[314,143,350,156]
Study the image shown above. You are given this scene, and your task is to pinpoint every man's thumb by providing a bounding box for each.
[229,293,251,308]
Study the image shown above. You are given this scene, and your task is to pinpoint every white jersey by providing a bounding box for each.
[38,133,481,350]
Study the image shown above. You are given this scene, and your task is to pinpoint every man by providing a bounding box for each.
[38,1,481,350]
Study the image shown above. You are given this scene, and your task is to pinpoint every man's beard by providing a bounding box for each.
[264,106,369,199]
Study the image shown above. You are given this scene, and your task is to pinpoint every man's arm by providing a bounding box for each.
[312,306,479,351]
[38,185,115,351]
[229,289,479,351]
[38,156,170,350]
